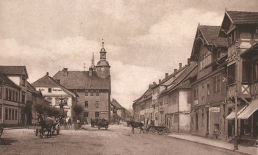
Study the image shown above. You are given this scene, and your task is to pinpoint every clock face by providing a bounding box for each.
[101,67,105,71]
[101,53,105,57]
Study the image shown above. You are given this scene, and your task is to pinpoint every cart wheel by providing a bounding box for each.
[35,129,38,136]
[150,127,155,134]
[158,130,163,135]
[144,129,149,134]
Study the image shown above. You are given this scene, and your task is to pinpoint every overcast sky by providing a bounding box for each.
[0,0,257,109]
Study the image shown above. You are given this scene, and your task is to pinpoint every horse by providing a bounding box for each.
[127,121,144,134]
[37,115,55,138]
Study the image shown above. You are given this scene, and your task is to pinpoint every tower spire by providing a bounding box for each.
[102,39,104,48]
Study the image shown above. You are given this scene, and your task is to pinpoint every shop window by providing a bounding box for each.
[85,101,88,108]
[242,61,251,83]
[5,108,8,120]
[95,112,99,118]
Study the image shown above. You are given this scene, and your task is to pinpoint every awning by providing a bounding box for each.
[226,104,247,120]
[238,99,258,119]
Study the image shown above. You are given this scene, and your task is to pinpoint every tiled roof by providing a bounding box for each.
[199,25,227,47]
[0,66,28,77]
[32,74,77,97]
[0,73,21,89]
[27,81,40,94]
[53,71,111,90]
[111,99,124,109]
[159,62,197,96]
[227,11,258,24]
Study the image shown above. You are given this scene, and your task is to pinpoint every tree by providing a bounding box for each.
[72,103,84,121]
[33,103,46,115]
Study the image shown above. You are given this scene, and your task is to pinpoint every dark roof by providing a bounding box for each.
[97,60,110,67]
[0,73,21,89]
[53,71,111,90]
[199,25,227,47]
[159,62,197,96]
[111,99,124,109]
[0,66,28,78]
[227,11,258,24]
[32,74,77,97]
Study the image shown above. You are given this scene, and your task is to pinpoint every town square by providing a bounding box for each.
[0,0,258,155]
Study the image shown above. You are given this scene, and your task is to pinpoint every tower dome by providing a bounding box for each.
[96,41,110,78]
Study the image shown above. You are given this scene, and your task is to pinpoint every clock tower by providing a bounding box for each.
[96,41,110,78]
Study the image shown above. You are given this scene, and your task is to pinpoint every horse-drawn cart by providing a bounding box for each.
[145,125,170,135]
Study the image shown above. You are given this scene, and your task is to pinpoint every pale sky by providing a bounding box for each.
[0,0,257,109]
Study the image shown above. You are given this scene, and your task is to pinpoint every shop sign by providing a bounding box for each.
[53,88,62,91]
[209,107,220,112]
[100,111,107,114]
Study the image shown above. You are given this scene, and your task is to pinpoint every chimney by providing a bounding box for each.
[46,72,49,76]
[159,79,161,83]
[149,84,152,88]
[179,63,182,69]
[174,69,177,73]
[165,73,168,78]
[188,58,190,65]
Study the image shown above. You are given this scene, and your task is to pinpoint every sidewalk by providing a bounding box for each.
[168,133,256,155]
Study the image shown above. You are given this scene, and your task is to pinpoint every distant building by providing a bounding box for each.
[32,72,78,120]
[53,42,111,122]
[110,99,125,122]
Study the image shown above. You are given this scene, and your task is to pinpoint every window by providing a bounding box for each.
[194,86,198,100]
[85,90,88,96]
[0,106,1,119]
[199,51,211,70]
[84,112,88,117]
[242,61,251,83]
[55,98,60,105]
[213,75,221,93]
[22,92,25,103]
[12,109,14,120]
[5,88,8,100]
[5,108,8,120]
[96,90,99,96]
[9,108,11,120]
[22,76,26,86]
[95,101,99,108]
[85,101,88,108]
[174,114,178,123]
[48,88,52,93]
[9,89,11,101]
[228,30,236,45]
[228,64,236,85]
[63,98,68,105]
[207,84,210,96]
[15,109,17,120]
[254,60,258,81]
[0,87,2,99]
[90,90,94,96]
[16,92,18,102]
[95,112,99,117]
[202,109,204,126]
[12,91,15,101]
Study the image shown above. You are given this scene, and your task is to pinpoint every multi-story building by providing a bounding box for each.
[0,66,29,126]
[189,25,228,139]
[159,60,197,133]
[219,10,258,142]
[53,42,111,122]
[32,72,77,121]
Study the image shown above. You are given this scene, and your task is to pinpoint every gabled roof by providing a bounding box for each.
[111,99,124,109]
[191,25,227,61]
[53,71,111,90]
[0,66,28,78]
[32,73,77,97]
[0,73,21,89]
[227,11,258,24]
[159,62,197,97]
[27,81,40,94]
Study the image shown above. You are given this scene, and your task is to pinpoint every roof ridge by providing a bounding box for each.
[227,10,258,13]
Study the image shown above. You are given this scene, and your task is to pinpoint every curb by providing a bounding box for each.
[167,135,252,155]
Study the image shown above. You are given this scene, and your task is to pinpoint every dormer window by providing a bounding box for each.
[48,88,52,93]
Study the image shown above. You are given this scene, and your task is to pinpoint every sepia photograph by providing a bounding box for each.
[0,0,258,154]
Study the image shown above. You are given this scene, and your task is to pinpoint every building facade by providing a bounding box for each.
[53,42,111,122]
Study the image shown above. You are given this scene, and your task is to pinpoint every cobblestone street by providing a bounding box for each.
[0,123,243,155]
